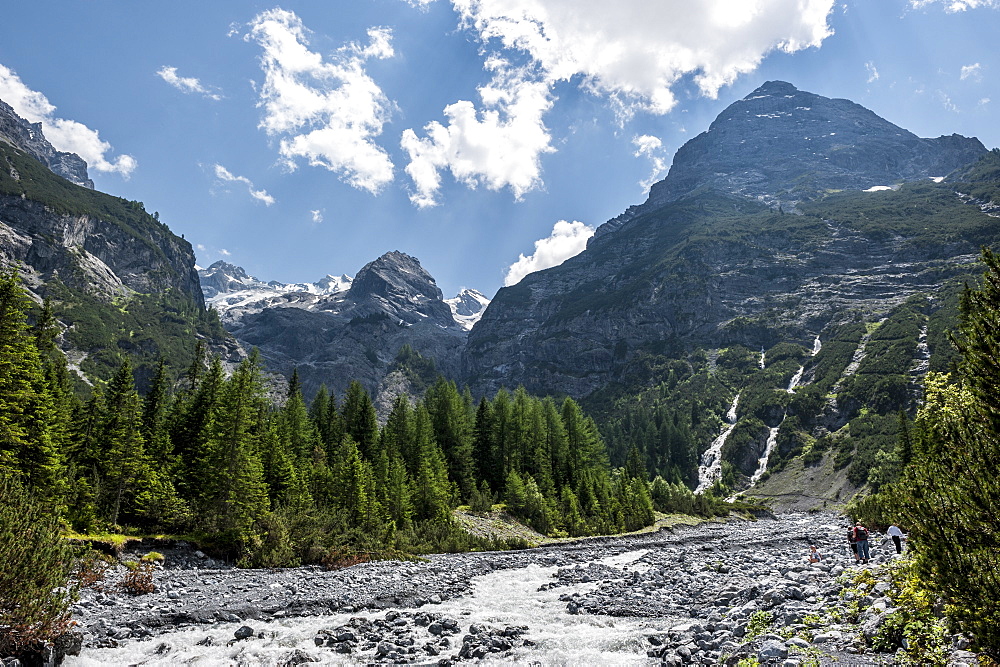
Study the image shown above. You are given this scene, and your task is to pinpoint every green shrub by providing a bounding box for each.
[0,475,78,658]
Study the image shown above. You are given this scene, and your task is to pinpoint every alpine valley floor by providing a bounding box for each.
[64,512,979,666]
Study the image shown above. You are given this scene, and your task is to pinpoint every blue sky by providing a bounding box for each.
[1,0,998,298]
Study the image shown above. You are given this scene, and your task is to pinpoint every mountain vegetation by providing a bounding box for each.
[848,249,1000,660]
[0,266,732,579]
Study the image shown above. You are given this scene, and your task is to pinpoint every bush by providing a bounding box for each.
[0,475,78,658]
[119,560,156,595]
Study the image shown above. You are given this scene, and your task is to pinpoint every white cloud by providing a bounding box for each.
[402,67,554,207]
[632,135,669,190]
[156,66,221,100]
[504,220,594,286]
[220,248,232,256]
[246,9,395,194]
[452,0,835,112]
[910,0,1000,10]
[960,63,982,81]
[196,243,207,251]
[404,0,835,205]
[213,163,276,205]
[310,209,323,223]
[865,61,880,83]
[0,63,136,177]
[980,97,991,106]
[937,91,959,113]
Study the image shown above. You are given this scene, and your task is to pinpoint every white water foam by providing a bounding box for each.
[68,559,672,666]
[696,393,740,493]
[750,427,780,485]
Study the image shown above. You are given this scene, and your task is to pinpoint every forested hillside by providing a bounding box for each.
[0,267,728,570]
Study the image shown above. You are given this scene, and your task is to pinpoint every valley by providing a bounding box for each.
[67,512,924,666]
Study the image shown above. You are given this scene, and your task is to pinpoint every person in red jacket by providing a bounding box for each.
[853,522,871,564]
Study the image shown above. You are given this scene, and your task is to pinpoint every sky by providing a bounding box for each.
[1,0,998,299]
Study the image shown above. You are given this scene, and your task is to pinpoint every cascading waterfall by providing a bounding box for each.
[750,427,780,484]
[696,394,740,493]
[758,347,765,369]
[752,336,821,486]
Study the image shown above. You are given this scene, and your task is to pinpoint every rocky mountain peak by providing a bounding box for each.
[643,80,986,209]
[349,251,444,305]
[446,288,491,331]
[0,99,94,188]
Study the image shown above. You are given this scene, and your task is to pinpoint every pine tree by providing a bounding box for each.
[0,269,63,500]
[98,359,155,527]
[410,405,452,522]
[424,377,476,500]
[197,351,271,552]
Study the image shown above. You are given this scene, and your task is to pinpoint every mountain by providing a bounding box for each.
[0,99,94,189]
[212,251,469,406]
[445,288,491,330]
[464,81,998,500]
[0,98,230,386]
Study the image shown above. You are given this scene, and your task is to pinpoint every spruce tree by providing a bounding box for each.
[98,359,155,527]
[197,351,271,552]
[424,378,476,500]
[0,269,62,500]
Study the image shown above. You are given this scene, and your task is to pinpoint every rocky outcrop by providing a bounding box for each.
[0,99,93,188]
[0,194,203,307]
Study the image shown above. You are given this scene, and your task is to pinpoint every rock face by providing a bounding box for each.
[647,80,984,209]
[464,82,994,399]
[0,98,226,384]
[214,251,467,403]
[0,194,203,306]
[0,99,94,188]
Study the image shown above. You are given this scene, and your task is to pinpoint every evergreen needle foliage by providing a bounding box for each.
[0,475,78,658]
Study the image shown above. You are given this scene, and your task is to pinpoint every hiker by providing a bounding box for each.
[853,522,871,564]
[808,545,823,563]
[887,523,905,554]
[847,527,859,563]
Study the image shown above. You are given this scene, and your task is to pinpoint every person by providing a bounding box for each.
[887,523,905,554]
[847,527,859,563]
[808,545,823,563]
[853,522,871,564]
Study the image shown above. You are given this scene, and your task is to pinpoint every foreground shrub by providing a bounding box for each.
[0,475,78,658]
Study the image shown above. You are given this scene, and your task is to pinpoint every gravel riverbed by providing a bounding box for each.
[61,512,980,665]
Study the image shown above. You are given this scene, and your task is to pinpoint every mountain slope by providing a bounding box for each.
[0,100,229,386]
[463,81,998,501]
[215,251,468,404]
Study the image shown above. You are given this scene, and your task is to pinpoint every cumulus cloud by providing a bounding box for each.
[156,66,222,100]
[402,66,554,207]
[246,9,395,194]
[310,209,323,223]
[452,0,835,112]
[960,63,982,81]
[0,63,136,177]
[403,0,835,205]
[910,0,1000,10]
[865,61,880,83]
[213,163,276,205]
[504,220,594,286]
[632,135,669,190]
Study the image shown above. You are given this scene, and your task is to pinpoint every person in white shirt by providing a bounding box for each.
[887,523,905,554]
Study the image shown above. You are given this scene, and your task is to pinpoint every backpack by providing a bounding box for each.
[854,526,869,541]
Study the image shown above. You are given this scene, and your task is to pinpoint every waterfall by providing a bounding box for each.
[758,347,765,369]
[750,427,780,484]
[811,336,822,356]
[786,367,804,393]
[696,393,740,493]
